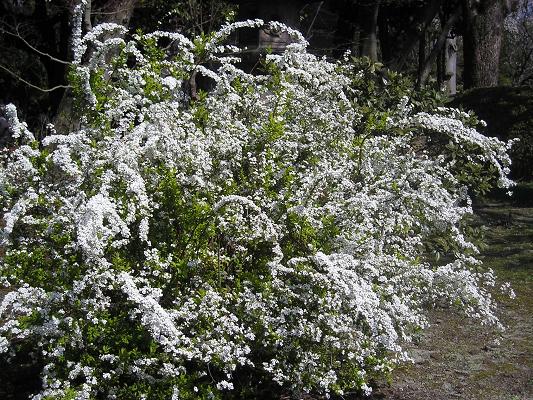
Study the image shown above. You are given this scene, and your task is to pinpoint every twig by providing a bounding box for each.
[1,26,71,65]
[306,1,324,39]
[0,64,71,93]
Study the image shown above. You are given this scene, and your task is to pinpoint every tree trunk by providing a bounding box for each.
[417,30,426,86]
[359,0,380,61]
[53,0,139,132]
[390,0,444,70]
[94,0,138,26]
[351,27,361,56]
[462,0,518,88]
[378,8,392,64]
[445,36,457,94]
[437,44,444,88]
[417,6,461,88]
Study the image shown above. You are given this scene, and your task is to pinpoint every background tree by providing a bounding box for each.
[500,0,533,85]
[462,0,520,88]
[1,0,530,132]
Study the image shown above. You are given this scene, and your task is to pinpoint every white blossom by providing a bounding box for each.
[0,19,516,399]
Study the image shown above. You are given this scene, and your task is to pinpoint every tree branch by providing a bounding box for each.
[0,64,71,93]
[0,25,71,65]
[306,1,324,39]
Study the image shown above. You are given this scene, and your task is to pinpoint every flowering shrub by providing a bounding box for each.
[0,16,516,400]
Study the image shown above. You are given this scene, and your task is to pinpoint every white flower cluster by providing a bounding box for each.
[0,19,515,399]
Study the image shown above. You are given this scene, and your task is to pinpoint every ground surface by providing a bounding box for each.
[371,203,533,400]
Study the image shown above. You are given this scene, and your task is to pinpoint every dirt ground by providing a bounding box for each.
[371,204,533,400]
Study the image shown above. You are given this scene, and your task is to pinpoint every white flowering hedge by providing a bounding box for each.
[0,18,515,400]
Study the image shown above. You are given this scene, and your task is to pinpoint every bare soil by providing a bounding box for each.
[371,204,533,400]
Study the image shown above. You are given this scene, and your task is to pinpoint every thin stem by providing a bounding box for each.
[0,64,71,93]
[306,1,324,39]
[1,26,71,65]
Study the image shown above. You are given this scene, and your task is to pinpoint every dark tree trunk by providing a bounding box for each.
[437,45,444,87]
[351,27,361,56]
[332,0,358,57]
[462,0,518,88]
[94,0,138,25]
[378,8,392,64]
[359,0,380,61]
[417,30,426,86]
[390,0,444,70]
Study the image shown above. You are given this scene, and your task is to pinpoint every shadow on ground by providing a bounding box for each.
[371,199,533,400]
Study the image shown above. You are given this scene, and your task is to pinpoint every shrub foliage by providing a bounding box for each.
[0,16,516,399]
